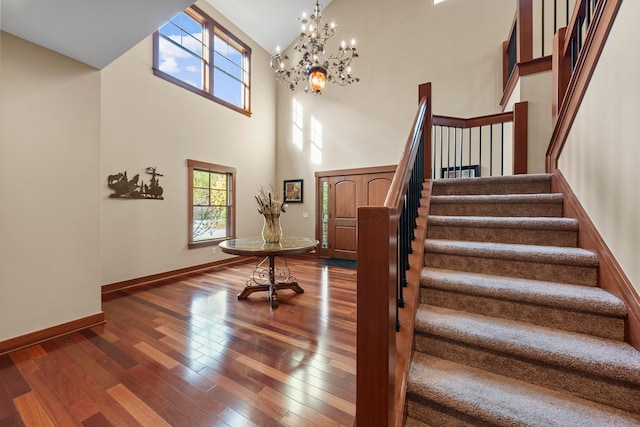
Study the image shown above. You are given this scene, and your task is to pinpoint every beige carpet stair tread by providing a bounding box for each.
[408,352,640,426]
[430,193,563,205]
[415,305,640,384]
[421,268,627,316]
[427,215,579,231]
[425,239,598,267]
[431,173,552,196]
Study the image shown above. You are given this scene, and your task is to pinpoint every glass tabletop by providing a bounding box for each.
[219,236,319,256]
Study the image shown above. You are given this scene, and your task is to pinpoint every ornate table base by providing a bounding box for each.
[219,236,318,309]
[237,255,304,308]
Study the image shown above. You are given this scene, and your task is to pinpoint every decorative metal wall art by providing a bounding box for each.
[108,167,164,199]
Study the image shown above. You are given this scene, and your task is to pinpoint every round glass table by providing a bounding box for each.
[219,236,319,308]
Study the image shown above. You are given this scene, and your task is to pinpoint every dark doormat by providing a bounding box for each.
[319,258,357,269]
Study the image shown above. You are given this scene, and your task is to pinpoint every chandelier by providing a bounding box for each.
[269,1,359,94]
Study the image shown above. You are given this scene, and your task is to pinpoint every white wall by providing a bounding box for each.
[276,0,516,238]
[504,70,553,174]
[0,32,102,341]
[100,0,277,285]
[558,0,640,294]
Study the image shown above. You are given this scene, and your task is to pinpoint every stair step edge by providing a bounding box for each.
[427,215,579,231]
[424,239,599,267]
[408,352,640,426]
[432,173,552,188]
[415,304,640,384]
[420,268,627,317]
[430,193,563,204]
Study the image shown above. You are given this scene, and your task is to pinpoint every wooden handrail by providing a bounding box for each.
[547,0,621,171]
[434,111,514,128]
[355,83,431,427]
[384,100,428,209]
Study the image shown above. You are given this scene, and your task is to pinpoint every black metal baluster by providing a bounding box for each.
[577,16,583,52]
[447,127,451,177]
[468,127,472,171]
[396,221,401,331]
[542,0,545,56]
[433,126,444,178]
[490,125,494,176]
[501,123,504,176]
[479,125,482,177]
[432,127,437,180]
[454,127,458,177]
[459,127,463,176]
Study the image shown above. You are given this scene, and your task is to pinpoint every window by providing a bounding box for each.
[187,159,236,248]
[154,6,251,115]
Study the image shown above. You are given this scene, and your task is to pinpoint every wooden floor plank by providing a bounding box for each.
[13,392,55,427]
[107,384,171,427]
[0,258,356,426]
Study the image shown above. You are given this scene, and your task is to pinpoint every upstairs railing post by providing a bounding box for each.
[552,26,571,126]
[418,82,432,181]
[513,101,529,174]
[517,0,534,62]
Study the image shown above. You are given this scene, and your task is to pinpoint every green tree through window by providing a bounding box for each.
[188,160,236,248]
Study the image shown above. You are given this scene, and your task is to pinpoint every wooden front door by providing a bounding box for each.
[316,167,395,260]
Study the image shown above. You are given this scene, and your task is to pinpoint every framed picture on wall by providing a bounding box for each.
[441,165,480,179]
[284,179,303,203]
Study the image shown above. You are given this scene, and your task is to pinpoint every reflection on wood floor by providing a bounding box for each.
[0,257,357,426]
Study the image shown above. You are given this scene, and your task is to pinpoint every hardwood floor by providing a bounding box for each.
[0,257,357,426]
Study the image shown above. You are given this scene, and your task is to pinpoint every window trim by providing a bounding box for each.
[187,159,236,249]
[153,5,252,116]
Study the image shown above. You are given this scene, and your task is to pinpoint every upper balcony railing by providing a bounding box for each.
[432,105,529,180]
[548,0,622,170]
[504,0,577,89]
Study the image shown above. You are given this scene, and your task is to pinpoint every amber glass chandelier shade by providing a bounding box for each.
[309,67,327,93]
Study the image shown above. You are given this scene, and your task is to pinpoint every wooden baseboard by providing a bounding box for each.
[552,170,640,350]
[0,312,105,355]
[101,257,250,295]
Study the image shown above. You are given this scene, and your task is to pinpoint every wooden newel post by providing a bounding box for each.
[356,207,396,427]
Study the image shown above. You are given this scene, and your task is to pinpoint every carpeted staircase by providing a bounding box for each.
[405,173,640,426]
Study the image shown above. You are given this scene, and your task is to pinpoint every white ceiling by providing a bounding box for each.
[206,0,333,53]
[0,0,331,70]
[0,0,194,69]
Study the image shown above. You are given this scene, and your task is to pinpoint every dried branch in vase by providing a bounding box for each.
[255,185,287,215]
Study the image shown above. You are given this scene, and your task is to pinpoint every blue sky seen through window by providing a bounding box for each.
[158,12,205,90]
[158,10,248,109]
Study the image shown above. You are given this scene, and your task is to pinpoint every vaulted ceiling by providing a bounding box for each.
[0,0,332,69]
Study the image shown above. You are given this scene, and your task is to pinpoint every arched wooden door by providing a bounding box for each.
[316,167,395,260]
